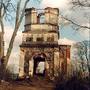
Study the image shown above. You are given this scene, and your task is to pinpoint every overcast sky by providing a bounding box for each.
[0,0,89,73]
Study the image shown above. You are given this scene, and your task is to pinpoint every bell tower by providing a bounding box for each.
[19,7,60,78]
[23,7,59,44]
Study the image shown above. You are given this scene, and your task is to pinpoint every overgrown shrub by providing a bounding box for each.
[54,71,90,90]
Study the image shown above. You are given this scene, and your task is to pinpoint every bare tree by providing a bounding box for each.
[70,0,90,76]
[77,41,90,76]
[72,0,90,7]
[0,0,30,69]
[59,0,90,77]
[5,0,30,67]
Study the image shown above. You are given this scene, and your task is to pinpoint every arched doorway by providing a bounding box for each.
[33,53,46,76]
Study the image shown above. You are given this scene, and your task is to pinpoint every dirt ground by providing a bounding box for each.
[0,77,54,90]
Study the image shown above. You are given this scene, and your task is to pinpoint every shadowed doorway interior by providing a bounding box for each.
[33,54,45,76]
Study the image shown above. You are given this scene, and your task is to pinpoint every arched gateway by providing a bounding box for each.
[19,7,71,79]
[33,53,46,76]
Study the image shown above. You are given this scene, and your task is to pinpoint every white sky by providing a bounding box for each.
[41,0,70,8]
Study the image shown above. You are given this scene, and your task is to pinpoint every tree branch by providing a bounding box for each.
[72,0,90,7]
[60,15,90,29]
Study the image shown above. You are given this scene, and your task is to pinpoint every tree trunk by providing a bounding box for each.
[0,20,4,57]
[5,0,29,67]
[0,1,4,58]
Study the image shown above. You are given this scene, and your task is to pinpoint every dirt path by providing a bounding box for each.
[0,78,54,90]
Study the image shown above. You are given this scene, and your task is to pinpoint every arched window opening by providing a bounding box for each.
[40,15,45,23]
[38,13,45,24]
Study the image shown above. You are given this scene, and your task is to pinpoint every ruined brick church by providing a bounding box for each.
[19,7,70,79]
